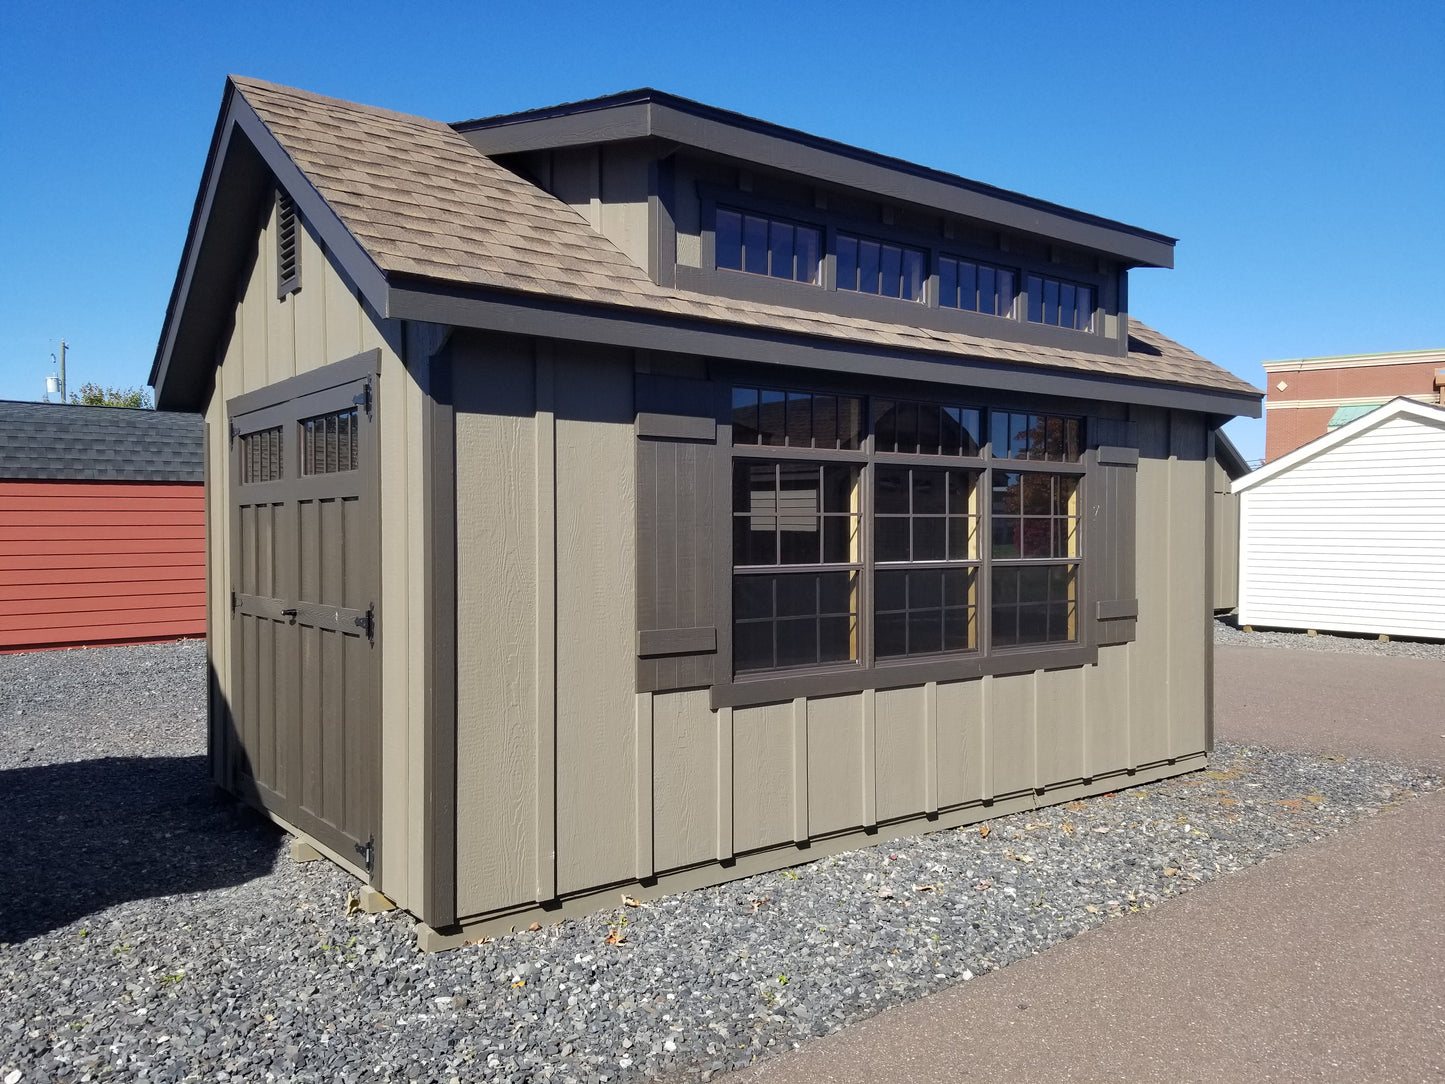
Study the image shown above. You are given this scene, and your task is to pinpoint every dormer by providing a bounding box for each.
[456,89,1174,360]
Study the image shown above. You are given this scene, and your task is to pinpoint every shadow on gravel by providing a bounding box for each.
[0,755,285,943]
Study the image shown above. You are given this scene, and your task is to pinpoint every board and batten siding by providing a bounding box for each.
[1237,409,1445,638]
[203,195,431,911]
[449,329,1214,936]
[1211,456,1240,612]
[0,479,205,651]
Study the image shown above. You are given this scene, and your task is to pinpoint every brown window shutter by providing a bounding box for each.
[1088,418,1139,647]
[635,373,724,693]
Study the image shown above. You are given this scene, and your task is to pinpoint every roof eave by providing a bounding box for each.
[454,91,1175,269]
[385,275,1258,420]
[151,78,391,412]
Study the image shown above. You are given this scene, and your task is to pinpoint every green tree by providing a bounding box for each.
[69,382,153,409]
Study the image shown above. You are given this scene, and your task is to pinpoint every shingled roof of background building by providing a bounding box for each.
[0,401,204,482]
[231,77,1259,401]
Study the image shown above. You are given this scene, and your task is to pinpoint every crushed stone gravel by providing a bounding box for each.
[1,639,1438,1084]
[1214,615,1445,660]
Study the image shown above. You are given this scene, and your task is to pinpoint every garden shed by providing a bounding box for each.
[1235,397,1445,639]
[0,400,205,652]
[151,77,1261,947]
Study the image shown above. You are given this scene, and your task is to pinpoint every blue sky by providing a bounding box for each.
[1,1,1441,464]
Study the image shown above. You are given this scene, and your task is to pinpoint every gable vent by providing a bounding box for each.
[276,190,301,297]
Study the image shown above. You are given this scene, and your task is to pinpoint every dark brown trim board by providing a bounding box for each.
[455,90,1176,268]
[422,343,459,931]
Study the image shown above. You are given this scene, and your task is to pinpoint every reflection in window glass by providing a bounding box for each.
[734,571,858,671]
[716,208,821,284]
[733,387,863,449]
[875,466,980,565]
[838,233,925,302]
[874,398,981,456]
[991,564,1077,647]
[989,411,1082,462]
[990,473,1079,560]
[939,257,1015,317]
[875,567,976,658]
[733,461,860,567]
[1025,273,1095,331]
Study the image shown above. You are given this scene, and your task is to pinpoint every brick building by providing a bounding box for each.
[1262,348,1445,462]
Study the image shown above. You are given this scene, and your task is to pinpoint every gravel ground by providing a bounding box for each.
[2,640,1438,1084]
[1214,614,1445,659]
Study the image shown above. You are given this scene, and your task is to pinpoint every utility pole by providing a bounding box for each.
[46,340,67,402]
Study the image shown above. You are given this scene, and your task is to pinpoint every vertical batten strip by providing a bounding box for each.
[1203,428,1217,754]
[923,681,938,815]
[1079,665,1091,781]
[634,692,654,880]
[792,697,809,843]
[980,674,994,802]
[716,707,734,861]
[534,344,558,903]
[861,688,877,828]
[1032,669,1042,795]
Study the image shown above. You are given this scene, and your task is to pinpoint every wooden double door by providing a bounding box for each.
[225,352,381,880]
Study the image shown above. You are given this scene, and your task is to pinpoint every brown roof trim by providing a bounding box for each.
[455,89,1176,269]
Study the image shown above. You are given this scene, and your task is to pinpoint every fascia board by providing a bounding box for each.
[152,85,392,410]
[645,103,1176,269]
[457,95,1175,269]
[229,96,390,311]
[151,82,242,401]
[388,282,1259,420]
[1233,396,1445,493]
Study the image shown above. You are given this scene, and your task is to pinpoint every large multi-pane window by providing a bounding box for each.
[731,386,1083,675]
[716,209,822,285]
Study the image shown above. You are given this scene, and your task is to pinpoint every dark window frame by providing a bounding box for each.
[720,382,1088,703]
[688,186,1114,350]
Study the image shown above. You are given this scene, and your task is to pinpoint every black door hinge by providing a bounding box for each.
[354,603,375,644]
[355,834,375,875]
[353,380,373,419]
[228,421,236,446]
[230,590,237,615]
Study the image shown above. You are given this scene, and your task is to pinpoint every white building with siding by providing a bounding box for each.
[1235,397,1445,639]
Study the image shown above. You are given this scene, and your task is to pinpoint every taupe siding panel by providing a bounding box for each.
[935,679,984,807]
[651,689,719,873]
[805,694,864,838]
[1034,667,1084,787]
[1129,408,1172,766]
[874,685,926,823]
[1166,412,1209,756]
[554,348,637,896]
[1083,645,1131,777]
[988,673,1035,798]
[453,340,539,915]
[731,701,794,853]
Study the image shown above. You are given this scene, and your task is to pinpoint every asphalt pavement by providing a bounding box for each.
[729,644,1445,1083]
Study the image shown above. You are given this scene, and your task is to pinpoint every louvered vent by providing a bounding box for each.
[276,190,301,297]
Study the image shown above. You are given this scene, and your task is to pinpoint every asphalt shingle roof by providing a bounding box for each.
[0,401,204,482]
[233,77,1260,400]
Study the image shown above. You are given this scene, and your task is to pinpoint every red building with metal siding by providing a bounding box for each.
[0,401,205,652]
